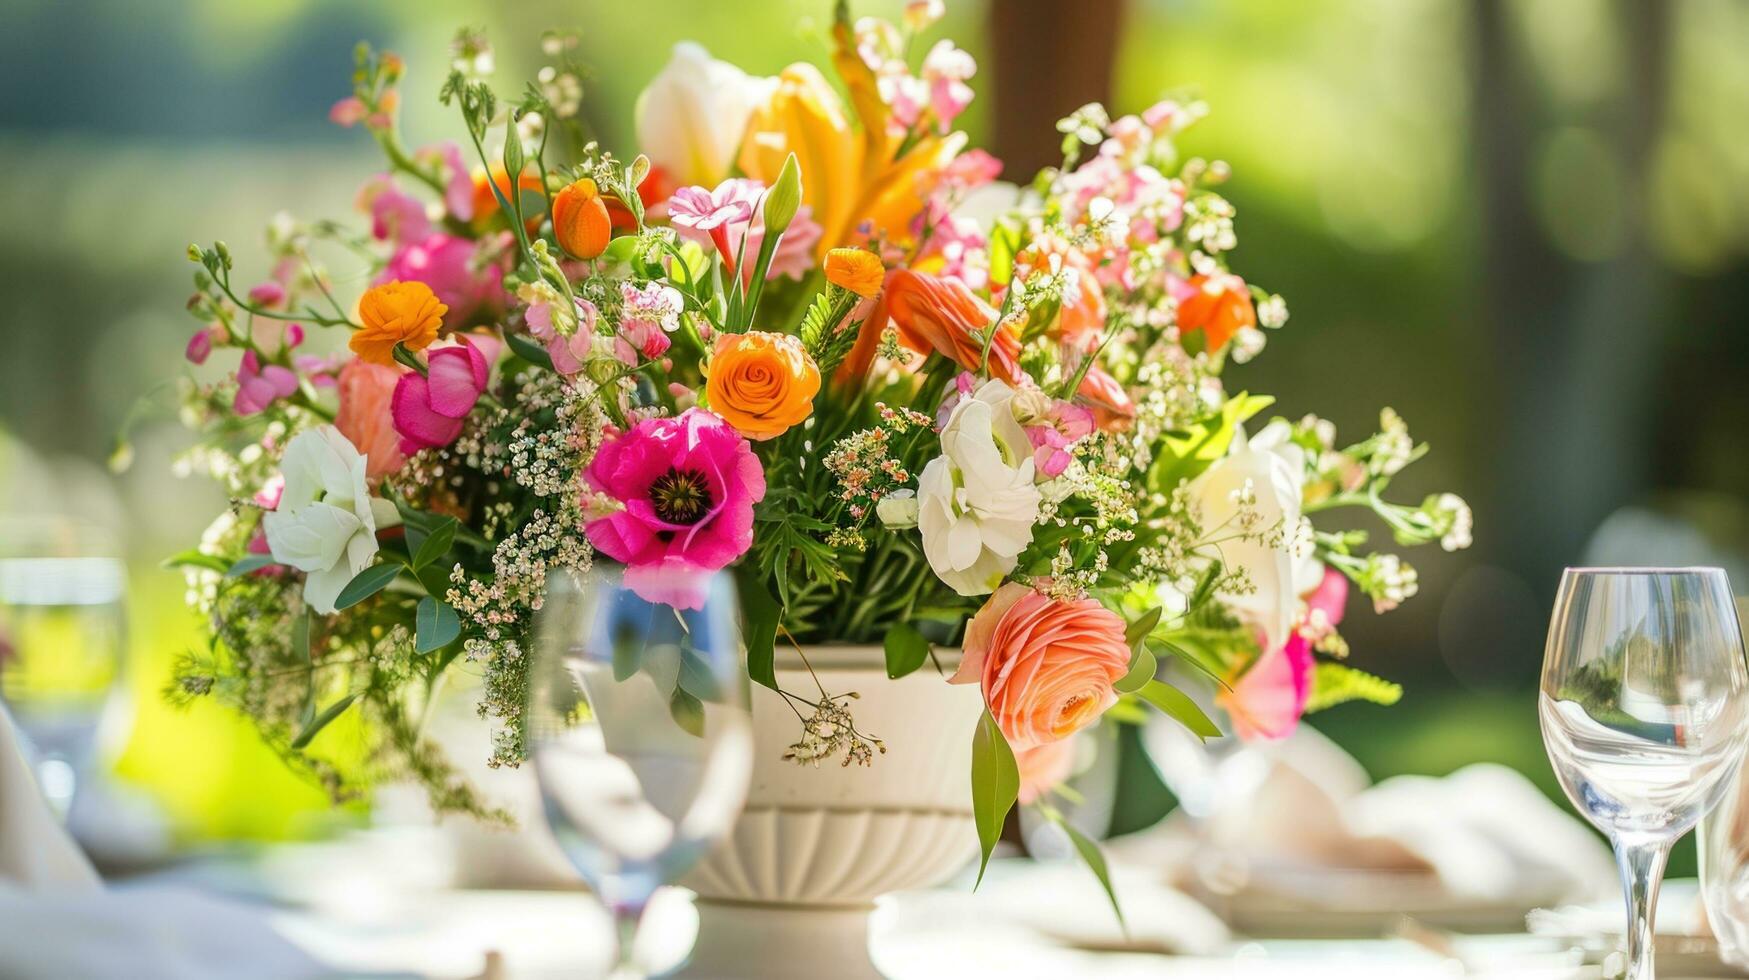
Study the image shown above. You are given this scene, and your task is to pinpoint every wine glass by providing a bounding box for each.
[1540,567,1749,979]
[1696,598,1749,969]
[529,566,753,979]
[0,516,127,818]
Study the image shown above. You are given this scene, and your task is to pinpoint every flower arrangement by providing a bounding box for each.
[163,2,1470,896]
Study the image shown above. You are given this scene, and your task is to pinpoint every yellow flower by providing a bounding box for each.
[706,331,821,441]
[350,280,446,366]
[824,248,885,297]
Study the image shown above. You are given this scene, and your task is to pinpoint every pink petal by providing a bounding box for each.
[425,343,487,418]
[1219,635,1313,742]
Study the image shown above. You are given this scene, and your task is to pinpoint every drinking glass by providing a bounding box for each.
[1696,598,1749,969]
[1540,567,1749,979]
[529,566,753,979]
[0,516,127,818]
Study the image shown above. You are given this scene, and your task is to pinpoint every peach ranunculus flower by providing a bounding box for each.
[843,268,1021,384]
[1015,737,1078,805]
[706,331,822,441]
[334,357,407,481]
[949,582,1131,751]
[1177,272,1256,353]
[350,280,446,366]
[824,247,885,298]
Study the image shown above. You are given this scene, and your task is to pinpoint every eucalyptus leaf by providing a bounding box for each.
[333,563,404,610]
[415,597,462,654]
[412,517,458,571]
[224,555,275,578]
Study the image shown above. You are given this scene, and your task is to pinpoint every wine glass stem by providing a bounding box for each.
[608,901,647,980]
[1614,836,1671,980]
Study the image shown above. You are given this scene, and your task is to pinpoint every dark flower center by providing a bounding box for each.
[650,468,714,526]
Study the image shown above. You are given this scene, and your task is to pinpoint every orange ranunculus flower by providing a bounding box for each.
[1076,363,1136,432]
[552,178,612,260]
[334,357,406,481]
[471,164,547,235]
[949,582,1130,751]
[880,268,1020,382]
[823,248,885,297]
[706,331,821,441]
[350,280,447,366]
[1016,738,1078,805]
[1178,273,1255,353]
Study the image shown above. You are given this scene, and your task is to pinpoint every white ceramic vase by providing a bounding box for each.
[677,645,983,980]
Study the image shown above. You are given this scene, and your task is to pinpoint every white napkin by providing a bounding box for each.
[1122,721,1615,919]
[0,702,337,979]
[0,700,101,890]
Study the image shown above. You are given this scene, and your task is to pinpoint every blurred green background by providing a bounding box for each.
[2,0,1747,870]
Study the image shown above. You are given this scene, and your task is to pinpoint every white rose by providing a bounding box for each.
[918,380,1042,596]
[1189,419,1314,654]
[877,489,919,529]
[635,43,776,188]
[263,426,398,615]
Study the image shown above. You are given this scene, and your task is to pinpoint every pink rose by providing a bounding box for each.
[391,340,489,455]
[949,582,1130,751]
[335,358,407,481]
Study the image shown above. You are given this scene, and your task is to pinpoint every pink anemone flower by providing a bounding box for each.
[582,408,766,608]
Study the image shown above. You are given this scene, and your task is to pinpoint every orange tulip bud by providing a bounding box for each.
[552,178,612,260]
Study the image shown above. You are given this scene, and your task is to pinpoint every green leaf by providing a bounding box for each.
[415,597,462,654]
[333,563,404,610]
[670,686,705,737]
[225,555,275,578]
[1306,662,1403,713]
[970,709,1019,889]
[163,550,230,574]
[1124,606,1163,651]
[1136,679,1221,740]
[290,693,358,750]
[503,331,555,371]
[737,567,780,691]
[411,517,458,571]
[599,234,640,267]
[1114,642,1157,694]
[883,623,930,679]
[1043,807,1126,930]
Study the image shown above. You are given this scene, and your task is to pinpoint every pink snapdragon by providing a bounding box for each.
[920,40,976,133]
[248,281,287,309]
[185,324,223,365]
[526,295,602,378]
[390,340,490,454]
[233,350,299,416]
[1020,399,1094,479]
[582,408,766,608]
[620,281,683,338]
[357,174,432,245]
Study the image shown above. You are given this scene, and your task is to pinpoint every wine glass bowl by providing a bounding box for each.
[528,566,753,978]
[1540,567,1749,979]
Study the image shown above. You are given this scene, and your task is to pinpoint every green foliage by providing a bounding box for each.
[414,597,461,654]
[883,622,931,679]
[1039,805,1126,930]
[1306,662,1404,712]
[970,709,1019,889]
[1136,679,1221,740]
[333,563,403,610]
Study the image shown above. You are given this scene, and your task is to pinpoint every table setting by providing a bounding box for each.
[4,1,1749,977]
